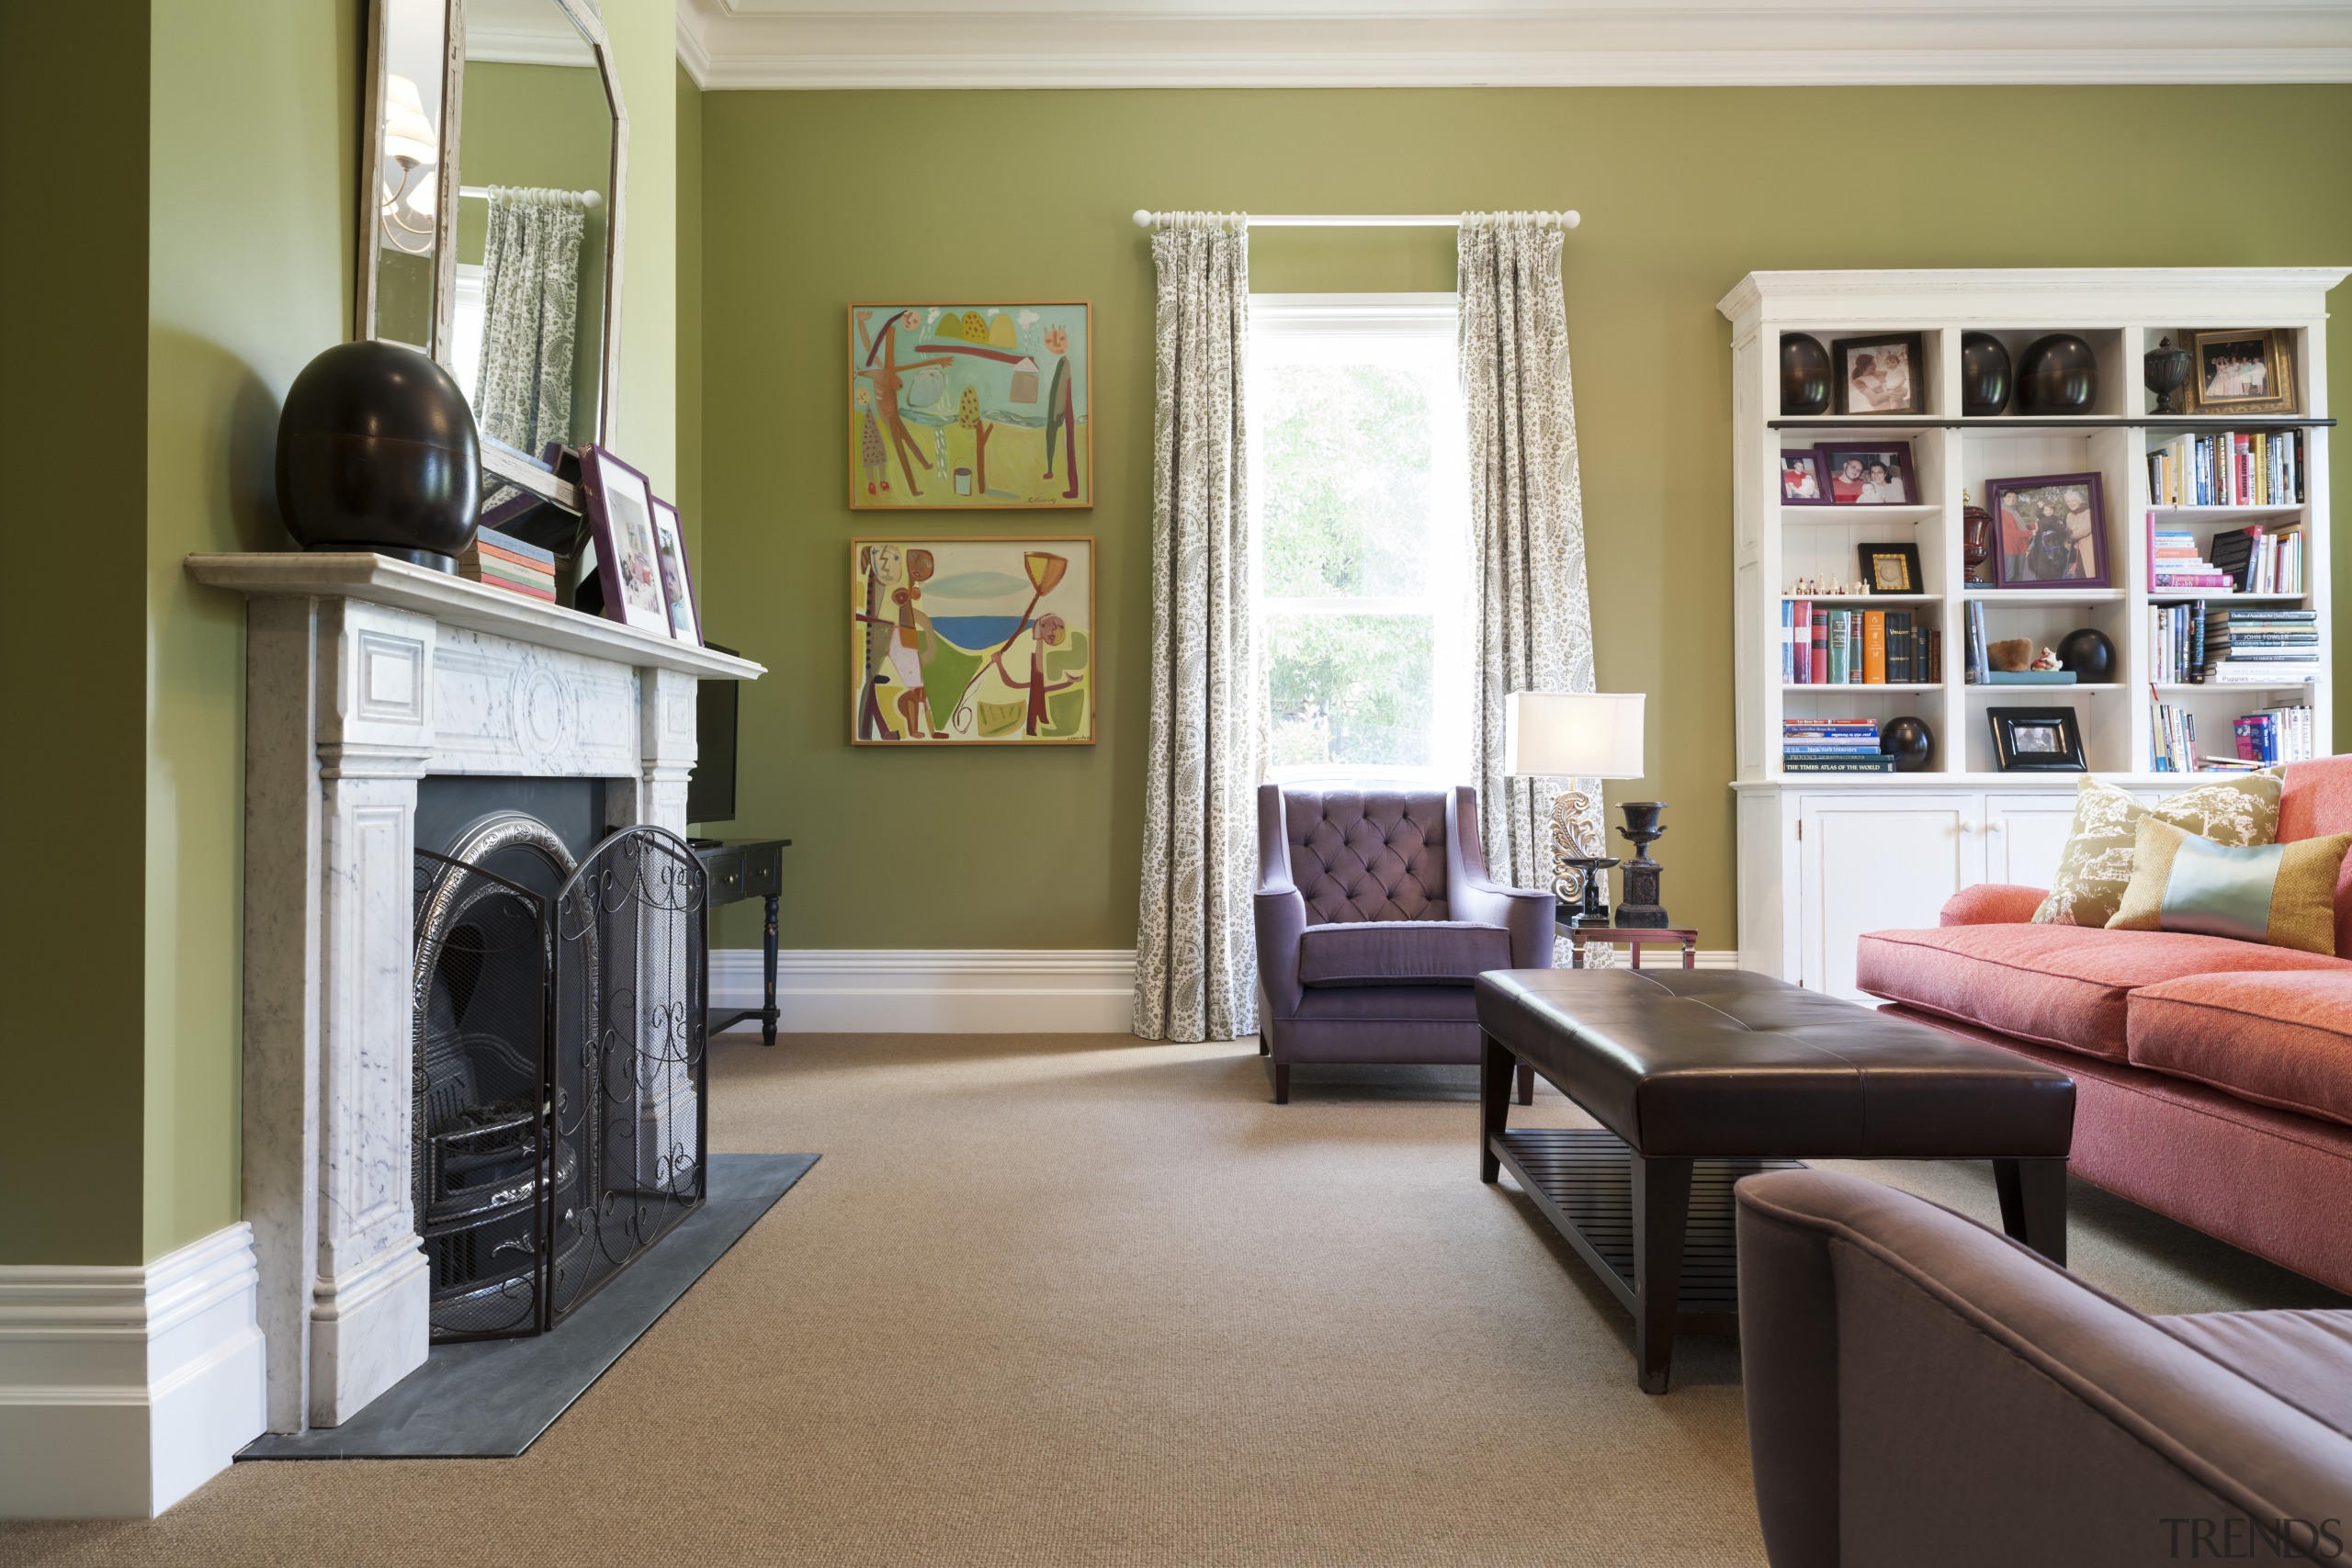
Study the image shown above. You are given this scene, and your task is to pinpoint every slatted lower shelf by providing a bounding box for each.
[1492,1127,1800,1327]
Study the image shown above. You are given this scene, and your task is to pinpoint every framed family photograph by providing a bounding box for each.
[1988,471,2109,589]
[1855,543,1924,595]
[1780,448,1829,505]
[578,446,675,637]
[1989,707,2087,773]
[1818,442,1916,505]
[1832,333,1925,416]
[2186,328,2297,417]
[649,498,701,646]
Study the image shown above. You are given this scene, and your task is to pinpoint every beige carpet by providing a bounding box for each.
[5,1035,2338,1568]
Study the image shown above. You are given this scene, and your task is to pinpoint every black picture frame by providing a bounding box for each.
[1831,332,1927,416]
[1989,706,2087,772]
[1817,440,1918,505]
[1855,542,1923,595]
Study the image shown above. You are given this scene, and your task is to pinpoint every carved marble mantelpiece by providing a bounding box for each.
[187,553,763,1432]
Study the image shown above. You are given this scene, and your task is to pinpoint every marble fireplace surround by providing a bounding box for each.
[187,553,763,1434]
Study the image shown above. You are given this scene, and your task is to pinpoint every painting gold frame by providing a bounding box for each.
[847,301,1094,511]
[2185,327,2298,417]
[851,536,1096,746]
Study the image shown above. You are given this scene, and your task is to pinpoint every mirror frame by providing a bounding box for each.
[359,0,628,513]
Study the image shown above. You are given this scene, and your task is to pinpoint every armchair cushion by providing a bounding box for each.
[1297,920,1512,988]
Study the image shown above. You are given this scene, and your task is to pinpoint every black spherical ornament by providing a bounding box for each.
[275,340,481,571]
[1781,333,1831,416]
[1961,332,2012,416]
[1880,716,1935,773]
[2057,627,2117,682]
[2017,333,2099,415]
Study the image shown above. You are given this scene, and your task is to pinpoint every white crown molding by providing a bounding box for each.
[675,1,2352,88]
[0,1224,266,1518]
[1716,265,2352,330]
[708,947,1740,1032]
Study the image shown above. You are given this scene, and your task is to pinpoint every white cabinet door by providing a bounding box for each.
[1798,795,1978,999]
[1984,793,2082,890]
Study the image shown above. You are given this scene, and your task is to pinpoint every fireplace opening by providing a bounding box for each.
[413,810,707,1341]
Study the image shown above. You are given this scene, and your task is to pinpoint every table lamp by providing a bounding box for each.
[1503,692,1648,930]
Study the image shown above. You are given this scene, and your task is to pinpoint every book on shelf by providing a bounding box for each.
[2208,660,2322,684]
[2235,705,2316,764]
[1962,601,1989,684]
[2152,602,2209,684]
[2149,691,2199,773]
[1781,755,1897,773]
[2147,521,2233,589]
[2209,525,2305,594]
[1781,718,1885,768]
[460,525,560,603]
[2147,429,2305,509]
[1863,611,1886,684]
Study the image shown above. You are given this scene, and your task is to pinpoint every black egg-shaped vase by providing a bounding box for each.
[1781,333,1831,416]
[1880,716,1935,773]
[1961,332,2012,416]
[2057,627,2117,682]
[2017,333,2099,415]
[276,339,481,571]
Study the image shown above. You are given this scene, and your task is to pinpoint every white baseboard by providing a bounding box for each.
[0,1223,266,1518]
[709,947,1741,1033]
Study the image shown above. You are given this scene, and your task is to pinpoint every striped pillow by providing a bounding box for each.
[2107,817,2352,956]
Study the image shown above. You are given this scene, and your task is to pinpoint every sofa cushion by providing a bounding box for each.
[1857,923,2352,1062]
[2129,970,2352,1128]
[2032,773,2281,929]
[1296,920,1510,987]
[2157,1309,2352,1439]
[2109,818,2352,955]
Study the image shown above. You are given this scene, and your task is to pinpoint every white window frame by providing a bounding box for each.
[1250,293,1472,788]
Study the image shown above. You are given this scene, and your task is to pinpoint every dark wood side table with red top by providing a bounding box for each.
[1562,924,1700,970]
[696,839,790,1045]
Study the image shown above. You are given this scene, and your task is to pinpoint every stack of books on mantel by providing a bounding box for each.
[459,526,558,603]
[1781,718,1892,773]
[2204,607,2320,684]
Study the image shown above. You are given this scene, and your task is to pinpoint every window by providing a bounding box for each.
[1250,295,1471,784]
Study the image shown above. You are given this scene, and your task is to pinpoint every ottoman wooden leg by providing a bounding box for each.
[1480,1032,1513,1183]
[1633,1156,1693,1394]
[1994,1156,2068,1267]
[1516,1061,1534,1106]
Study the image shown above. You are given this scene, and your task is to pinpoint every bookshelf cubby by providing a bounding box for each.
[1717,268,2344,994]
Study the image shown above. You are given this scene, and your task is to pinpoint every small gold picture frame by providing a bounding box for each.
[2185,328,2297,417]
[1855,542,1922,594]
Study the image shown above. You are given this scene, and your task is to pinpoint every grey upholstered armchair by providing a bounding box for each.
[1253,784,1554,1103]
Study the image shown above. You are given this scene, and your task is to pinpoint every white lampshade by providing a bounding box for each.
[1503,691,1645,779]
[382,73,438,169]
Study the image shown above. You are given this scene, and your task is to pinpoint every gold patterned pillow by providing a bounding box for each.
[2031,773,2281,928]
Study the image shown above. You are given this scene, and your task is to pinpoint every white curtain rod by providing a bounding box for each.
[1131,209,1578,230]
[458,184,604,209]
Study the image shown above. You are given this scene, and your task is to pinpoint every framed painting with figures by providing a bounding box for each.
[2187,327,2297,417]
[1988,471,2109,589]
[850,302,1092,509]
[852,537,1094,745]
[1990,707,2086,772]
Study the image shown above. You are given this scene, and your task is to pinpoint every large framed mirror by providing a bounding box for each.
[360,0,628,513]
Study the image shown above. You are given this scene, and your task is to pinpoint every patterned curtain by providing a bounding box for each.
[1133,212,1260,1043]
[475,186,584,455]
[1459,213,1598,898]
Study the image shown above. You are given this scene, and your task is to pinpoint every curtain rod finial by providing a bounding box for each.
[1133,209,1154,229]
[1562,209,1581,229]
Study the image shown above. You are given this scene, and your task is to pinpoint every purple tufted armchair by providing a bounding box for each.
[1254,784,1554,1103]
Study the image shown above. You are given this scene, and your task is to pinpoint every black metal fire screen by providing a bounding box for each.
[413,817,707,1341]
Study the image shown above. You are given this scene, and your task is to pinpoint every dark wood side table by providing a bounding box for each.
[1561,924,1699,971]
[695,839,790,1045]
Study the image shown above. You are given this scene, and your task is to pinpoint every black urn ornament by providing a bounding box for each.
[2144,335,2193,416]
[1781,333,1831,416]
[2017,333,2099,415]
[275,339,481,572]
[1880,716,1935,773]
[1613,802,1671,928]
[1960,332,2012,416]
[2057,627,2117,682]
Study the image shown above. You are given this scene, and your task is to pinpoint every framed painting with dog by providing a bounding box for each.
[1988,472,2110,589]
[852,537,1095,745]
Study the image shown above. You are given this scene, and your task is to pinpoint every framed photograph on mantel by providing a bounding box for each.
[1831,333,1926,416]
[1818,441,1917,505]
[2186,327,2298,417]
[578,446,675,637]
[649,498,701,646]
[1780,448,1829,504]
[1988,471,2109,589]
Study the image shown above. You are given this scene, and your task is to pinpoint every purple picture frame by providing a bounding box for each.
[577,446,676,636]
[1779,447,1830,505]
[1987,471,2110,590]
[649,497,702,646]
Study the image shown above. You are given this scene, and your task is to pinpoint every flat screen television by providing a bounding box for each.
[685,641,739,826]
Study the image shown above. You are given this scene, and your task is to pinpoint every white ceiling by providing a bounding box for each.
[675,0,2352,89]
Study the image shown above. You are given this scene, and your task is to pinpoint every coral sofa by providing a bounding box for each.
[1857,756,2352,1297]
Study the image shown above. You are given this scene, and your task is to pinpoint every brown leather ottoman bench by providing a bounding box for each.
[1475,967,2075,1393]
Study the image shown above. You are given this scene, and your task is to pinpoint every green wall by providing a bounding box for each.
[695,86,2352,954]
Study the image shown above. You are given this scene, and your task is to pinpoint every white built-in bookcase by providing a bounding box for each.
[1715,268,2347,994]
